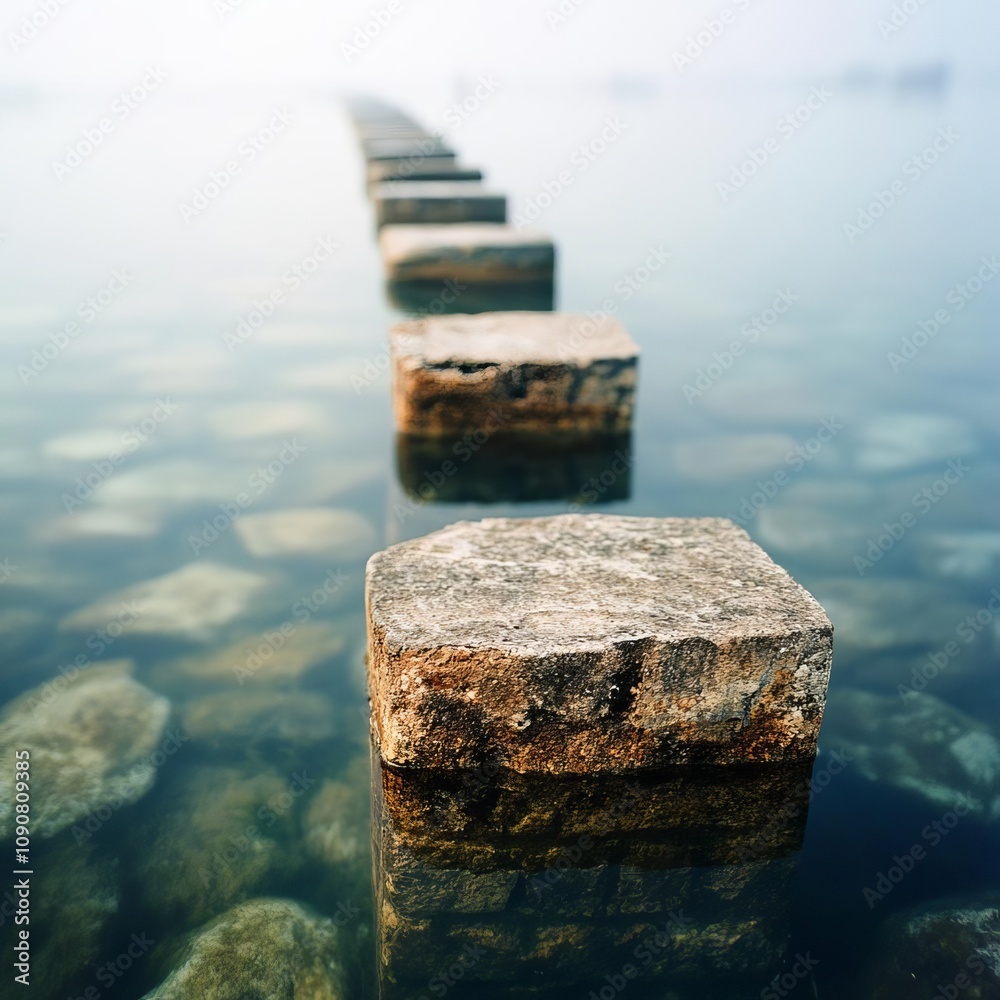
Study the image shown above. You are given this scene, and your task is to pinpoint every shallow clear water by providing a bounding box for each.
[2,75,999,998]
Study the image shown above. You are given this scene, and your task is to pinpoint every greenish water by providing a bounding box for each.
[1,77,999,998]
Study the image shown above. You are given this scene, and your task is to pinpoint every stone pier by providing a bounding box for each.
[390,312,637,436]
[380,223,555,283]
[373,181,507,226]
[366,514,833,774]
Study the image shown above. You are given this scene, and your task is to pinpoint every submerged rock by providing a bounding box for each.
[854,412,978,473]
[236,508,377,560]
[59,561,271,643]
[182,690,337,750]
[91,458,250,514]
[142,898,345,999]
[672,433,797,485]
[825,689,1000,818]
[129,766,305,928]
[0,663,170,839]
[161,621,347,689]
[304,756,372,870]
[868,895,1000,999]
[0,837,120,999]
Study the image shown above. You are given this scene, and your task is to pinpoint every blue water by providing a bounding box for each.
[1,73,999,998]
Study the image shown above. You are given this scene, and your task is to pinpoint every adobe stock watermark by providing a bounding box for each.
[761,953,820,999]
[197,771,317,889]
[726,418,844,527]
[552,246,671,364]
[0,558,17,583]
[717,86,833,202]
[878,0,935,40]
[852,459,972,575]
[61,932,155,999]
[179,108,293,223]
[232,568,350,684]
[52,66,168,180]
[544,0,589,28]
[393,406,508,522]
[341,0,402,63]
[187,439,306,554]
[843,127,959,244]
[71,730,189,845]
[513,117,628,229]
[587,909,695,1000]
[568,449,634,510]
[61,398,179,511]
[8,0,74,54]
[888,256,1000,373]
[898,590,1000,703]
[682,288,797,401]
[672,0,757,72]
[223,236,338,352]
[24,601,142,718]
[862,793,980,908]
[17,270,134,384]
[352,321,451,394]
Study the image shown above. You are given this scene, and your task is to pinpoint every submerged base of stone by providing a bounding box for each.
[372,745,805,997]
[380,224,555,283]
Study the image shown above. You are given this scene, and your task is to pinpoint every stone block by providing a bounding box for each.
[367,162,484,186]
[366,514,833,774]
[389,312,638,435]
[379,223,555,283]
[373,181,506,226]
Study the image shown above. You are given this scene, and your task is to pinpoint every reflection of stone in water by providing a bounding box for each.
[372,749,811,998]
[395,430,633,504]
[386,278,555,315]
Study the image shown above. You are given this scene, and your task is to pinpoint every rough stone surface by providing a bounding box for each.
[867,895,1000,999]
[373,181,506,226]
[380,223,555,283]
[0,663,170,839]
[143,898,345,999]
[366,514,833,773]
[391,312,638,435]
[59,561,271,643]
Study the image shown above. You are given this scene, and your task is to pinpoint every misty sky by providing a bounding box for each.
[1,0,995,94]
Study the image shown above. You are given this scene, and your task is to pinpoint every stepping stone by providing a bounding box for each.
[380,223,555,283]
[390,312,638,435]
[373,181,506,226]
[363,137,455,163]
[368,162,483,186]
[366,514,833,774]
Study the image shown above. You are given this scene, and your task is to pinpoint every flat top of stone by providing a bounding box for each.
[367,515,831,655]
[373,181,502,199]
[392,312,638,366]
[380,223,552,256]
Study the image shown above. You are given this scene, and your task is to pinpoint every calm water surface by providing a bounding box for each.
[1,77,999,998]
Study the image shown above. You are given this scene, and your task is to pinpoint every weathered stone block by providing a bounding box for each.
[367,161,484,186]
[390,312,638,435]
[366,514,833,774]
[363,137,454,162]
[380,223,554,283]
[373,181,506,226]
